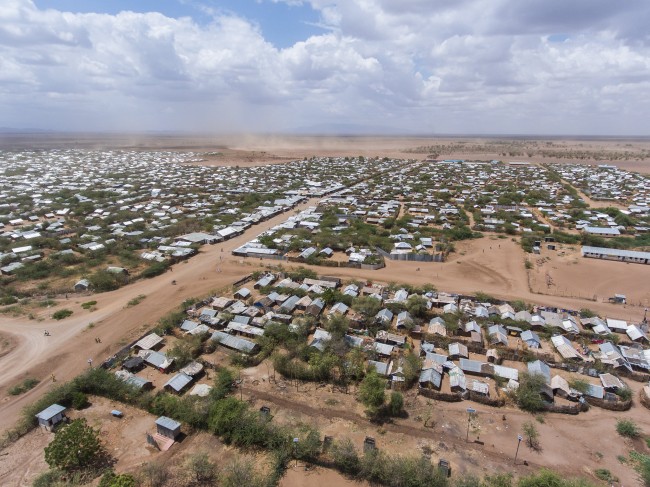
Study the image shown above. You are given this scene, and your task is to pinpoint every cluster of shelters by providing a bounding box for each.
[131,270,648,413]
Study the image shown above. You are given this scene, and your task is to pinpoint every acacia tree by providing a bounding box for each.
[359,370,386,417]
[406,295,429,318]
[44,418,106,471]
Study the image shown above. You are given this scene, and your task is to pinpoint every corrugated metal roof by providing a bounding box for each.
[471,380,489,395]
[521,330,540,346]
[211,331,257,353]
[125,375,151,389]
[226,321,264,336]
[374,342,394,356]
[493,365,519,381]
[582,245,650,259]
[419,367,443,388]
[599,373,623,389]
[180,320,199,331]
[527,360,551,383]
[459,358,484,374]
[155,416,181,431]
[448,366,466,390]
[133,333,163,350]
[551,335,580,360]
[164,373,193,392]
[368,360,390,376]
[36,404,66,421]
[586,384,604,399]
[448,342,468,357]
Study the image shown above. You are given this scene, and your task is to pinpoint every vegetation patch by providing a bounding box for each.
[81,300,97,310]
[616,419,641,439]
[8,378,39,396]
[126,294,146,308]
[52,309,73,320]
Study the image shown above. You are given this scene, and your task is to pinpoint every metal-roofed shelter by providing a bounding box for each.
[471,380,489,396]
[521,330,541,349]
[448,342,469,359]
[599,373,624,391]
[211,331,259,354]
[180,320,199,332]
[376,308,394,325]
[448,366,467,391]
[139,350,174,372]
[487,324,508,346]
[459,358,485,376]
[368,360,391,376]
[133,333,164,351]
[627,325,648,343]
[527,360,551,384]
[234,287,252,300]
[373,341,395,357]
[155,416,181,440]
[581,246,649,264]
[36,404,67,431]
[551,335,581,360]
[493,364,519,381]
[164,373,194,394]
[419,366,443,390]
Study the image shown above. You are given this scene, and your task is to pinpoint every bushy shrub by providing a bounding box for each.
[616,419,641,438]
[71,392,90,410]
[52,309,73,320]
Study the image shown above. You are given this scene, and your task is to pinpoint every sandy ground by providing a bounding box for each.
[280,467,370,487]
[0,395,269,486]
[528,244,650,311]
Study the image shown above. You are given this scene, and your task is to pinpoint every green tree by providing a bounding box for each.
[44,418,106,471]
[516,373,548,413]
[402,351,423,386]
[325,314,351,339]
[352,296,382,323]
[406,294,429,318]
[523,420,540,450]
[359,370,386,416]
[211,368,235,400]
[388,391,404,416]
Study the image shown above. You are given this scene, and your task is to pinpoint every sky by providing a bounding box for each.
[1,0,649,135]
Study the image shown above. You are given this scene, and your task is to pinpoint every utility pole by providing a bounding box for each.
[514,435,523,465]
[466,407,476,442]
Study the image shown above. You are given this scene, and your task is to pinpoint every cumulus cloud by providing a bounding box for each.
[0,0,649,134]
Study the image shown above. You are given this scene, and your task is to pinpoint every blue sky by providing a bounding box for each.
[3,0,650,135]
[34,0,324,48]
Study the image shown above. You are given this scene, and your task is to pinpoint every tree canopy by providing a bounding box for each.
[44,418,106,471]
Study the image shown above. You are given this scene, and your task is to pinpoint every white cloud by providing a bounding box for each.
[0,0,649,134]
